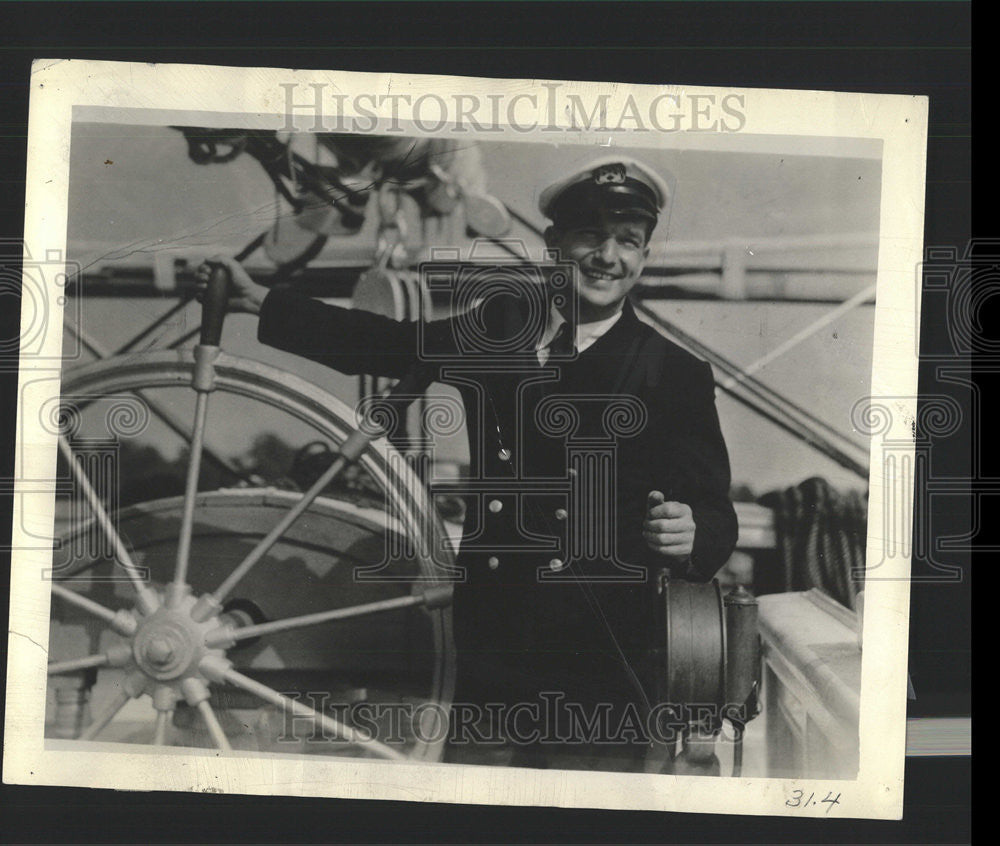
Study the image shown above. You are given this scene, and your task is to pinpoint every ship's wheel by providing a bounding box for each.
[45,270,455,762]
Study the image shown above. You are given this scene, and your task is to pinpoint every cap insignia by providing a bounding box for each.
[592,163,627,185]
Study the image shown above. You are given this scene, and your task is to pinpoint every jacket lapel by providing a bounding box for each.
[560,299,646,392]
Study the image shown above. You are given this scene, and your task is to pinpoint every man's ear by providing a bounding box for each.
[543,225,559,249]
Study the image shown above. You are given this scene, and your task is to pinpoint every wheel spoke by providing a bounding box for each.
[48,653,109,675]
[218,666,407,761]
[195,700,232,752]
[210,455,349,605]
[153,708,172,746]
[50,582,119,625]
[79,689,130,741]
[207,593,426,647]
[50,583,136,637]
[58,436,159,615]
[171,390,210,594]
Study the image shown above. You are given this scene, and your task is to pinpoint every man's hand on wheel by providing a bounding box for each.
[642,491,696,561]
[195,255,269,316]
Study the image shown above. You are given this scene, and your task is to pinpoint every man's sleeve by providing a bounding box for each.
[258,288,424,378]
[670,359,739,581]
[258,287,523,379]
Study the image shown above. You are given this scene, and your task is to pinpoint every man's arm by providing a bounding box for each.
[196,255,448,379]
[258,288,421,379]
[675,359,739,580]
[643,358,738,581]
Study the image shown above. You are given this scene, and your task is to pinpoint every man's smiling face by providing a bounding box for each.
[545,211,652,323]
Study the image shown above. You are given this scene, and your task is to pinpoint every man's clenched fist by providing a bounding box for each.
[195,255,269,316]
[642,490,696,560]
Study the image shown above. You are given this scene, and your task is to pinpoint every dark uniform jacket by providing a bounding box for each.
[258,287,738,710]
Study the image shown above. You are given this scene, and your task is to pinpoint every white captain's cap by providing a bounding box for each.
[537,157,670,225]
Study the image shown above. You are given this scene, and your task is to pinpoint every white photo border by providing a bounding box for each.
[6,58,926,819]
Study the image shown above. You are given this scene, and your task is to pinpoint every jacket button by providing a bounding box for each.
[554,508,568,521]
[549,558,565,571]
[488,499,503,514]
[488,556,500,570]
[498,448,512,461]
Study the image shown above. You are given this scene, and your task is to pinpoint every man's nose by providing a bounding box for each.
[594,237,619,264]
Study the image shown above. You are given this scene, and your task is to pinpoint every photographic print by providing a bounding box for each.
[5,59,926,818]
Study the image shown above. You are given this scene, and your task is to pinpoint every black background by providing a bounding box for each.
[0,2,972,843]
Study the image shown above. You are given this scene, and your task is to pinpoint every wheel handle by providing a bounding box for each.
[200,263,232,347]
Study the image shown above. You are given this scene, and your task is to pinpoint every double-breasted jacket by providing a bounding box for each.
[257,286,738,708]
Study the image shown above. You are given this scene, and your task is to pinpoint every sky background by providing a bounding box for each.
[63,122,882,495]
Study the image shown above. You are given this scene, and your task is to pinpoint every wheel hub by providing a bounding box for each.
[134,615,196,679]
[130,591,225,683]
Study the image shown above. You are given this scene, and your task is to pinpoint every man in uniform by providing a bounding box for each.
[198,156,738,771]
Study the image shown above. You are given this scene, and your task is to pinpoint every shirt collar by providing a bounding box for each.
[535,301,625,353]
